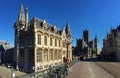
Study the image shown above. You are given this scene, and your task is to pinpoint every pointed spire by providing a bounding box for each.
[18,3,25,22]
[62,25,65,32]
[25,7,28,29]
[65,21,72,36]
[66,21,70,29]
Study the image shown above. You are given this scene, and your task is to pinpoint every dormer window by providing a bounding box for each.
[43,20,47,29]
[53,25,57,32]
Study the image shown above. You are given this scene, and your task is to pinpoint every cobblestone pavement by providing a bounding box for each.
[66,62,120,78]
[0,66,25,78]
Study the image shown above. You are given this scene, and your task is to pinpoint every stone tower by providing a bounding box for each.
[94,35,98,53]
[14,4,28,70]
[65,21,72,59]
[83,29,90,44]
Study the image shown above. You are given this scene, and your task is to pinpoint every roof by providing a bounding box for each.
[2,45,14,51]
[0,40,7,45]
[30,17,62,35]
[31,17,54,28]
[0,45,5,52]
[0,40,14,51]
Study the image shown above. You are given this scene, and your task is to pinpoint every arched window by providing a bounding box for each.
[29,48,34,63]
[50,38,52,46]
[54,50,57,60]
[58,50,61,59]
[20,49,24,59]
[44,36,47,45]
[19,49,25,63]
[20,37,24,47]
[59,40,61,47]
[36,48,42,62]
[63,41,66,48]
[37,34,41,45]
[44,49,48,62]
[63,51,66,56]
[55,39,57,46]
[49,50,53,60]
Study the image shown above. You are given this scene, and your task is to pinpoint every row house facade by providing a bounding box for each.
[14,4,72,73]
[102,26,120,61]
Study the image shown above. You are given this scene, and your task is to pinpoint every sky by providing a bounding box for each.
[1,0,120,49]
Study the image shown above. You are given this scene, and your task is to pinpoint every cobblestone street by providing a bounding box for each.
[67,61,120,78]
[0,66,25,78]
[1,62,120,78]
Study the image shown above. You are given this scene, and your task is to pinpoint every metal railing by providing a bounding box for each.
[15,64,68,78]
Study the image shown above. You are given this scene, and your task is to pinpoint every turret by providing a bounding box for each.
[18,4,25,22]
[65,21,72,37]
[94,35,98,52]
[25,7,29,30]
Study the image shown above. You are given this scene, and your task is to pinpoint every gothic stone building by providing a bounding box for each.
[14,4,72,73]
[76,29,98,59]
[102,26,120,61]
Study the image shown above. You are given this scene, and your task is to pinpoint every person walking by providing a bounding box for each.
[66,59,71,73]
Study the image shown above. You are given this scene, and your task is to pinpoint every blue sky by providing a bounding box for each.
[1,0,120,49]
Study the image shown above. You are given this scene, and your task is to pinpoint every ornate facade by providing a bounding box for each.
[14,4,72,73]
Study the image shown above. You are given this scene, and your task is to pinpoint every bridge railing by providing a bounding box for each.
[15,64,68,78]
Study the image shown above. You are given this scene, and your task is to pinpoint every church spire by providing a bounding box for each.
[18,4,25,22]
[65,21,72,37]
[25,7,28,29]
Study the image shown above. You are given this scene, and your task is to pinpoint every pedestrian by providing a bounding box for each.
[66,59,71,73]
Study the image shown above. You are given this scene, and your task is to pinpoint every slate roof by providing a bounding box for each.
[0,40,14,51]
[30,17,62,35]
[0,40,7,45]
[2,45,13,51]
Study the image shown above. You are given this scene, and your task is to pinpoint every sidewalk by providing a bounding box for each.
[0,66,25,78]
